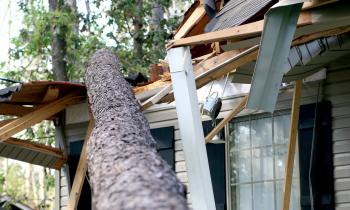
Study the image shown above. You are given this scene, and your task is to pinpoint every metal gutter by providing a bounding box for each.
[246,0,304,112]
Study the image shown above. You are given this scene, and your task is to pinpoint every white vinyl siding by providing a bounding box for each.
[324,58,350,210]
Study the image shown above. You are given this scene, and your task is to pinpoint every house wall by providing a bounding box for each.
[324,58,350,210]
[58,56,350,210]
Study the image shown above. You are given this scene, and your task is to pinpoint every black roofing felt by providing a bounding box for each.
[205,0,275,32]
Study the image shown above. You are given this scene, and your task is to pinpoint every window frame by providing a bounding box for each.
[224,110,300,210]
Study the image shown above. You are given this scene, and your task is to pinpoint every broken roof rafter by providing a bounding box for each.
[0,91,84,142]
[167,0,344,49]
[0,82,86,169]
[167,11,312,48]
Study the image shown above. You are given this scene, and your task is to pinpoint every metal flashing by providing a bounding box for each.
[246,0,304,112]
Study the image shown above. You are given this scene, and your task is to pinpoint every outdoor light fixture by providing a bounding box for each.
[210,133,225,144]
[202,91,222,125]
[201,73,230,126]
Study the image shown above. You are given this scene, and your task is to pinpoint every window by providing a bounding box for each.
[228,112,300,210]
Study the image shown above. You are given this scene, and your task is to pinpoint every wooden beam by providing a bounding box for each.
[196,46,258,89]
[192,51,216,63]
[291,25,350,46]
[42,86,60,102]
[4,137,64,158]
[174,5,206,40]
[167,12,312,48]
[141,84,172,111]
[141,49,244,110]
[0,119,15,127]
[205,96,248,143]
[225,24,350,51]
[160,46,258,104]
[0,104,34,116]
[282,80,303,210]
[67,119,94,210]
[303,0,339,10]
[0,92,83,142]
[193,49,242,77]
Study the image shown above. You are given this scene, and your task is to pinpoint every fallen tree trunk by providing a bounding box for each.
[85,49,188,210]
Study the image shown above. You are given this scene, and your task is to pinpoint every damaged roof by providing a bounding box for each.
[205,0,276,32]
[0,81,86,169]
[0,81,86,104]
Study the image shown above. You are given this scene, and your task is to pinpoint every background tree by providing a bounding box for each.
[99,0,191,74]
[0,0,192,209]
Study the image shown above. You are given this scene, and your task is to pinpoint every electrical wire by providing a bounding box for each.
[221,72,230,98]
[309,82,321,210]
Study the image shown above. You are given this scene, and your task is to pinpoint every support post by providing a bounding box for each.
[167,47,216,210]
[282,80,302,210]
[67,119,94,210]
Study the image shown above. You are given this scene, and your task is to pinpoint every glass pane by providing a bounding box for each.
[251,118,272,147]
[274,146,299,179]
[276,180,300,210]
[230,121,250,150]
[274,114,291,144]
[230,149,251,183]
[252,147,273,181]
[231,184,252,210]
[253,181,275,210]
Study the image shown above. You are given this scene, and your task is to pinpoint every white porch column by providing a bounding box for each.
[167,47,216,210]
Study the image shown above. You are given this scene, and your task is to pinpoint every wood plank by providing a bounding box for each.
[141,84,172,111]
[3,137,64,158]
[291,25,350,46]
[42,86,60,102]
[174,5,206,40]
[141,49,244,110]
[0,119,15,127]
[0,104,34,116]
[0,92,83,142]
[205,96,248,143]
[193,49,241,76]
[282,80,303,210]
[302,0,339,10]
[192,51,216,63]
[161,46,258,104]
[67,119,94,210]
[167,12,312,48]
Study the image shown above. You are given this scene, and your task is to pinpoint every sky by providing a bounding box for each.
[0,0,194,63]
[0,0,23,63]
[0,0,115,65]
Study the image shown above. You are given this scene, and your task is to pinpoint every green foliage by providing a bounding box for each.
[0,172,5,193]
[5,0,107,82]
[0,1,191,209]
[3,0,191,81]
[98,0,185,75]
[4,163,26,201]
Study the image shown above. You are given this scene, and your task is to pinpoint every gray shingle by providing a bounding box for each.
[205,0,274,32]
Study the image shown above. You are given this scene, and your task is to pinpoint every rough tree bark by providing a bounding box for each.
[133,0,144,60]
[85,49,189,210]
[49,0,68,81]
